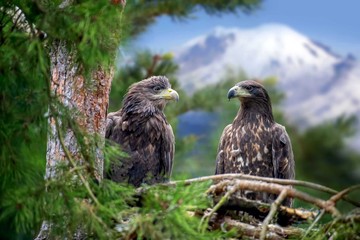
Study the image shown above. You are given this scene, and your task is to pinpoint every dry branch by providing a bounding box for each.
[212,194,317,223]
[208,179,341,217]
[167,174,360,207]
[211,216,305,240]
[135,176,360,238]
[328,184,360,204]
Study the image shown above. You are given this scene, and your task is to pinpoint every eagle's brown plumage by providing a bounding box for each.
[215,80,295,206]
[105,76,179,187]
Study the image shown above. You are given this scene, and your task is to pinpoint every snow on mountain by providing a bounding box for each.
[289,56,360,123]
[176,24,340,100]
[174,23,360,147]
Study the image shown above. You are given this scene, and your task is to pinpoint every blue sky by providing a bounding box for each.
[134,0,360,58]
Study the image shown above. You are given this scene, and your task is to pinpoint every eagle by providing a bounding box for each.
[215,80,295,207]
[105,76,179,187]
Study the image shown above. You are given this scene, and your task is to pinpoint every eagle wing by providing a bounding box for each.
[272,124,295,206]
[271,124,295,180]
[163,123,174,176]
[105,111,174,186]
[105,112,120,139]
[215,124,232,174]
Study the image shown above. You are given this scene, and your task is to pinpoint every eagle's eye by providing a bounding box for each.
[153,86,161,92]
[244,85,254,91]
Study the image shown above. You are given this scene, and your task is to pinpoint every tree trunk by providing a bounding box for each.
[35,40,113,239]
[46,40,112,181]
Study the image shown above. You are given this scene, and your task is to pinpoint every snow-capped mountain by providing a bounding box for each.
[174,23,360,147]
[289,56,360,124]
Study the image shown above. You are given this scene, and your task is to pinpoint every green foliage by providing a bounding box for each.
[34,0,123,72]
[293,116,359,188]
[0,6,49,239]
[121,181,230,239]
[0,1,124,238]
[302,209,360,240]
[291,116,360,213]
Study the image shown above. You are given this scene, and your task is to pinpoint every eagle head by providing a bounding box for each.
[124,76,179,112]
[227,80,270,103]
[227,80,273,121]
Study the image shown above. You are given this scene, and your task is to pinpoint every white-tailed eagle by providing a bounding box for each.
[105,76,179,187]
[215,80,295,206]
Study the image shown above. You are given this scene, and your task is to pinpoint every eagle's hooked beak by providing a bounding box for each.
[227,85,251,100]
[160,88,179,102]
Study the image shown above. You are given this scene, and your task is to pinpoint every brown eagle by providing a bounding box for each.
[215,80,295,206]
[105,76,179,187]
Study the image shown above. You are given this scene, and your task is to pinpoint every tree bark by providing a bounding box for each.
[35,40,113,239]
[46,40,112,181]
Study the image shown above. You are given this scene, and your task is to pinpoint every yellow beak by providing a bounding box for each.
[227,85,251,99]
[160,88,179,102]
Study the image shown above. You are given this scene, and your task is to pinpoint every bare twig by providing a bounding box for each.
[328,184,360,204]
[260,189,288,240]
[167,174,360,207]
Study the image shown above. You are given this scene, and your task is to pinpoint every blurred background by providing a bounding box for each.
[110,0,360,195]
